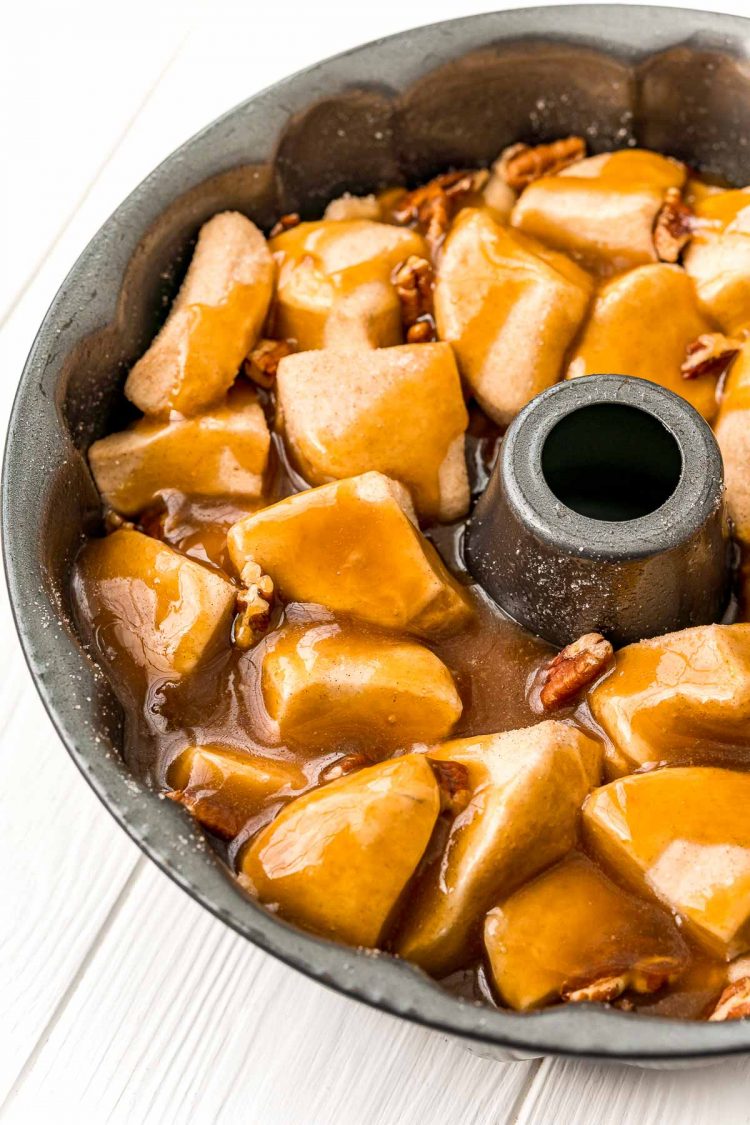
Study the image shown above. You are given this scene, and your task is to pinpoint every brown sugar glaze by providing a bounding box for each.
[70,154,750,1021]
[72,393,740,1021]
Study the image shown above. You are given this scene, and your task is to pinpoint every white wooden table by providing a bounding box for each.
[2,2,750,1120]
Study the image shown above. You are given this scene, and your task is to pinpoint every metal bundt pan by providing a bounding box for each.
[4,5,750,1065]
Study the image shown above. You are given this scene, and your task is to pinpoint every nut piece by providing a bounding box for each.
[233,559,275,650]
[324,193,381,222]
[391,169,489,252]
[320,752,371,784]
[429,758,472,816]
[563,956,680,1005]
[540,632,614,710]
[393,255,436,343]
[103,509,136,534]
[269,212,300,238]
[498,136,586,192]
[708,977,750,1021]
[562,974,629,1004]
[653,188,694,262]
[244,337,293,388]
[682,332,742,382]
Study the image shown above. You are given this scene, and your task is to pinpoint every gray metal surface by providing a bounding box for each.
[466,376,730,645]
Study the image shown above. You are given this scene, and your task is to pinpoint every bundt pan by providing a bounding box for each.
[4,4,750,1066]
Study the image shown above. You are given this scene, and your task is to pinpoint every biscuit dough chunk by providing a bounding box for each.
[275,343,469,521]
[72,529,235,679]
[566,263,719,420]
[394,722,602,976]
[589,624,750,774]
[168,744,306,838]
[715,341,750,543]
[227,473,471,636]
[584,767,750,959]
[89,385,270,516]
[484,852,688,1011]
[271,219,427,350]
[434,208,592,425]
[512,149,686,273]
[125,212,274,417]
[241,754,440,947]
[261,622,462,750]
[685,188,750,333]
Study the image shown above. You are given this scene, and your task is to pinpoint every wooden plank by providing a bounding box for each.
[517,1054,750,1125]
[1,862,538,1123]
[0,639,143,1104]
[0,0,204,324]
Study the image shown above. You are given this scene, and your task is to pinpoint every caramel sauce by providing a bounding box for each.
[71,164,750,1022]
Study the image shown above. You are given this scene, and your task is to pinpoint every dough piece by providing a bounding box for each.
[241,754,440,947]
[512,149,686,272]
[72,529,235,679]
[394,721,602,976]
[434,208,592,425]
[684,188,750,333]
[168,744,306,838]
[484,852,688,1011]
[276,343,468,521]
[566,263,719,421]
[261,622,462,750]
[715,340,750,543]
[89,385,270,516]
[125,212,274,417]
[589,624,750,774]
[584,767,750,959]
[271,219,427,350]
[227,472,472,636]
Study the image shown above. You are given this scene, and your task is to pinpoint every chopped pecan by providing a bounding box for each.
[498,136,586,191]
[324,193,381,222]
[391,169,489,252]
[653,188,694,262]
[708,977,750,1021]
[681,332,742,382]
[563,974,629,1004]
[563,956,680,1005]
[244,337,293,388]
[429,759,472,816]
[393,254,436,343]
[103,509,135,534]
[320,752,370,784]
[233,560,275,650]
[166,789,244,840]
[269,212,300,238]
[539,632,614,710]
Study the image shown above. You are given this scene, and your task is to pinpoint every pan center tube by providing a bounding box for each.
[464,375,730,647]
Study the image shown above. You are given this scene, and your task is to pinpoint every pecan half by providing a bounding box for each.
[563,974,629,1004]
[233,560,275,650]
[708,977,750,1021]
[681,332,742,382]
[539,632,614,710]
[320,752,370,784]
[653,188,694,262]
[391,169,489,253]
[429,759,472,816]
[498,136,586,191]
[244,338,293,388]
[269,212,300,238]
[393,254,436,343]
[563,956,680,1005]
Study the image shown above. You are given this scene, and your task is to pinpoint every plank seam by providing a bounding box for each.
[0,854,147,1115]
